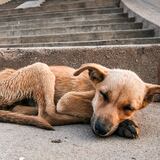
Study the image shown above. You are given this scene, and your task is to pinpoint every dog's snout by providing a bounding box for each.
[94,120,107,136]
[91,117,114,137]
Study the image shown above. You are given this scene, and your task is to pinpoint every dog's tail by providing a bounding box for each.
[0,110,53,130]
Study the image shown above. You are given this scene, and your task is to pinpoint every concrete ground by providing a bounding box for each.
[0,103,160,160]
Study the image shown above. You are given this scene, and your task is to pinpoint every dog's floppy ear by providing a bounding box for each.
[144,83,160,103]
[74,63,108,84]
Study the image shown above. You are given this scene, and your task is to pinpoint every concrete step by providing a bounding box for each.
[47,37,160,46]
[0,37,159,48]
[0,3,118,16]
[0,6,121,17]
[0,23,142,37]
[0,5,118,17]
[0,46,159,86]
[42,0,119,7]
[41,1,117,11]
[0,7,123,22]
[0,17,135,29]
[0,29,154,44]
[42,0,88,5]
[0,0,157,49]
[0,12,128,26]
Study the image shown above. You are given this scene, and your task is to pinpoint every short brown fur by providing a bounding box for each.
[0,63,159,137]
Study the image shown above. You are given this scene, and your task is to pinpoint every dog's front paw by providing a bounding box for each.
[116,120,139,139]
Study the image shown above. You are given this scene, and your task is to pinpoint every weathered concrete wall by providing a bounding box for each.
[0,45,160,84]
[121,0,160,36]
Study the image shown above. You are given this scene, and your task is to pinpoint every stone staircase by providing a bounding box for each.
[0,0,159,47]
[0,0,28,10]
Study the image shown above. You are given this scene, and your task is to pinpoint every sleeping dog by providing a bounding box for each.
[0,63,159,138]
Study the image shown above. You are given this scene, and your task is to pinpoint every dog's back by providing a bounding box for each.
[0,68,16,80]
[50,66,94,104]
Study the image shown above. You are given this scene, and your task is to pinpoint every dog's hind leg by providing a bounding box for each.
[0,110,53,129]
[12,105,38,115]
[0,62,55,114]
[0,63,56,129]
[0,63,84,128]
[0,68,16,110]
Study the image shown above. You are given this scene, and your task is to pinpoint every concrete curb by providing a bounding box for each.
[0,45,160,84]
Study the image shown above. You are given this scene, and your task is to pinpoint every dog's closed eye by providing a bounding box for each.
[100,91,109,102]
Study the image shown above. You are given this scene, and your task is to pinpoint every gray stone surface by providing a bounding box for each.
[0,22,142,37]
[0,13,129,27]
[0,0,158,47]
[0,0,118,16]
[0,7,123,22]
[16,0,45,9]
[0,103,160,160]
[0,17,134,28]
[0,29,155,44]
[121,0,160,36]
[0,45,160,84]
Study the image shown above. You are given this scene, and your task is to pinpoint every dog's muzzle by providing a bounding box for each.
[91,116,118,137]
[95,121,108,135]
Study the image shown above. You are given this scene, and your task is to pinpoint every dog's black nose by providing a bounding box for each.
[94,120,107,136]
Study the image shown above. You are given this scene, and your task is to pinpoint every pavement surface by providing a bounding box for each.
[0,103,160,160]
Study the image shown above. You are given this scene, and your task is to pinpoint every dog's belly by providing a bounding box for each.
[1,98,36,111]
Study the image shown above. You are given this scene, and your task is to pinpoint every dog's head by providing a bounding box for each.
[74,63,160,137]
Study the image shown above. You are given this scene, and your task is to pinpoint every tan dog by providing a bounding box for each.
[0,62,159,138]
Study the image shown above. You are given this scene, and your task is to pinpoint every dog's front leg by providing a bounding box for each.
[56,90,95,123]
[115,119,140,139]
